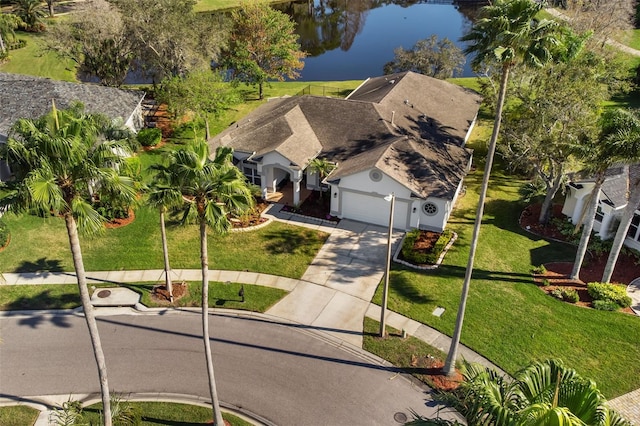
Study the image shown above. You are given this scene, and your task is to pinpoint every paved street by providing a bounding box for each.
[0,309,464,425]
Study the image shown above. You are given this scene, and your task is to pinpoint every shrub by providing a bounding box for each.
[8,39,27,50]
[0,219,9,248]
[587,282,632,308]
[531,264,547,274]
[592,300,621,311]
[136,127,162,147]
[400,229,454,265]
[562,288,579,303]
[588,236,612,256]
[550,217,580,244]
[550,288,579,303]
[542,279,551,287]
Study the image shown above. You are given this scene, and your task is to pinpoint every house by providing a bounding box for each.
[562,164,640,251]
[210,71,481,231]
[0,72,146,180]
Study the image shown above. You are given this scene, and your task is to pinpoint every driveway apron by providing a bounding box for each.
[266,219,403,347]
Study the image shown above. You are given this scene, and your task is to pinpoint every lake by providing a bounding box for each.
[273,0,483,81]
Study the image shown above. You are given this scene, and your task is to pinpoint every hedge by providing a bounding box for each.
[587,282,632,309]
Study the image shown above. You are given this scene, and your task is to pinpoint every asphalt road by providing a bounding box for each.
[0,309,462,425]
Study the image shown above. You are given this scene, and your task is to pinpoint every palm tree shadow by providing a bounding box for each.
[262,228,326,255]
[15,258,64,273]
[391,270,435,304]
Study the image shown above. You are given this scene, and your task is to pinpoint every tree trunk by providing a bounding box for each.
[443,64,510,376]
[47,0,54,17]
[259,82,264,100]
[602,178,640,282]
[0,33,6,54]
[200,219,224,426]
[570,175,605,280]
[204,117,211,141]
[64,213,112,426]
[538,171,564,225]
[160,208,173,301]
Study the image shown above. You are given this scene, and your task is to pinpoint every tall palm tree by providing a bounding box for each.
[570,108,640,281]
[602,165,640,283]
[0,103,139,426]
[443,0,561,376]
[162,140,253,425]
[13,0,46,32]
[147,184,182,301]
[441,359,629,426]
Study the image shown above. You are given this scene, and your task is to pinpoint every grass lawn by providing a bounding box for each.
[0,30,76,81]
[0,281,286,311]
[0,209,327,278]
[0,405,40,426]
[371,138,640,398]
[78,401,251,426]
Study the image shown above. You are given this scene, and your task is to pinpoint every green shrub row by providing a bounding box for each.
[401,229,454,265]
[587,282,632,309]
[137,127,162,147]
[8,39,27,50]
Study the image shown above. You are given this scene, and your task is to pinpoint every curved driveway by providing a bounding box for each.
[0,309,462,425]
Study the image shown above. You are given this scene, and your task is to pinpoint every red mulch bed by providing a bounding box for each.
[104,209,135,229]
[282,191,340,222]
[520,203,639,314]
[151,281,188,303]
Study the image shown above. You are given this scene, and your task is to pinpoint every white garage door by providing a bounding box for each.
[341,191,409,229]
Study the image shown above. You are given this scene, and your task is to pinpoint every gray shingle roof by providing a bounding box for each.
[0,72,145,143]
[210,71,481,200]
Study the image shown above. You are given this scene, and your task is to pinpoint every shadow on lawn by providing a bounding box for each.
[392,272,435,304]
[262,228,326,255]
[423,264,533,285]
[14,258,64,273]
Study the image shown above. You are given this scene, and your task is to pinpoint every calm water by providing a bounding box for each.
[274,0,481,81]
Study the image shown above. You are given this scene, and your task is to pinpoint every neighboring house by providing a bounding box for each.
[0,72,146,180]
[562,164,640,251]
[210,71,481,231]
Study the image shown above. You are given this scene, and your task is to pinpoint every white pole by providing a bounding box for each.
[380,193,395,337]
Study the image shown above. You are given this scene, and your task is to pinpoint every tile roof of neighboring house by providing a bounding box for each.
[0,72,145,142]
[211,71,481,200]
[571,164,640,208]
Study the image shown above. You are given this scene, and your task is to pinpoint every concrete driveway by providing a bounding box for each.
[266,220,404,347]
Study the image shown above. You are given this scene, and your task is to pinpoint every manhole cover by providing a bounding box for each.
[97,290,112,298]
[393,412,408,423]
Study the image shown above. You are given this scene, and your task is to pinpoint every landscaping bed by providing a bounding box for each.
[520,203,640,313]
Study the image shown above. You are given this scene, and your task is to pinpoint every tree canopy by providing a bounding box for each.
[218,0,306,99]
[383,35,465,79]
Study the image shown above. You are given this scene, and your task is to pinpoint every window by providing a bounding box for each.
[628,213,640,241]
[595,205,604,223]
[369,169,382,182]
[422,202,438,216]
[242,165,261,186]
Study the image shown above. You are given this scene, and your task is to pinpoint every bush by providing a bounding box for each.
[587,282,632,308]
[550,288,579,303]
[592,300,621,311]
[531,264,547,274]
[8,39,27,50]
[136,127,162,147]
[550,217,580,244]
[0,219,9,247]
[401,229,454,265]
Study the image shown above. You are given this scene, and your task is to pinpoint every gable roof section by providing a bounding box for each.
[348,71,482,145]
[329,136,472,199]
[0,72,144,143]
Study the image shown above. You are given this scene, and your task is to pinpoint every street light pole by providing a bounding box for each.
[380,193,395,337]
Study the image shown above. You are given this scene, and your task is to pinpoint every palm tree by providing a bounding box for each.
[0,103,139,426]
[162,140,254,425]
[570,108,640,281]
[307,157,335,202]
[0,13,24,55]
[441,359,629,426]
[602,165,640,283]
[443,0,561,376]
[13,0,46,32]
[147,183,182,301]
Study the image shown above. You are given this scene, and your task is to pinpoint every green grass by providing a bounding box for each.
[0,405,40,426]
[0,281,287,311]
[0,208,327,279]
[81,401,252,425]
[621,29,640,50]
[370,137,640,398]
[0,30,76,81]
